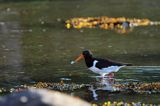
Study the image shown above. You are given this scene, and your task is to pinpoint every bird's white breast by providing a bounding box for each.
[88,60,101,74]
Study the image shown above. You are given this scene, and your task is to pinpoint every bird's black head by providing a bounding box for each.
[82,50,93,58]
[71,50,93,65]
[82,50,94,67]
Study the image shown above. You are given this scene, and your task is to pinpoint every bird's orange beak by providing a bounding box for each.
[75,54,84,62]
[71,54,84,64]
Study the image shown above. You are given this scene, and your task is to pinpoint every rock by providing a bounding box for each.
[0,88,91,106]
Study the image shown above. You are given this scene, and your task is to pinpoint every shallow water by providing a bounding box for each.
[0,0,160,104]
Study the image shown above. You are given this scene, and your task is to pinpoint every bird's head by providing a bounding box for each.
[82,50,92,58]
[71,50,93,64]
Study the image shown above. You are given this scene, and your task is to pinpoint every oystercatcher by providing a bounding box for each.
[71,50,132,77]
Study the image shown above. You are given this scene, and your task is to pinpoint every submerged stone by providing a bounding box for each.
[0,88,91,106]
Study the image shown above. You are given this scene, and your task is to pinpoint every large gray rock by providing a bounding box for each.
[0,88,91,106]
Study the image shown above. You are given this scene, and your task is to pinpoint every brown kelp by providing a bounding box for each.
[65,16,160,34]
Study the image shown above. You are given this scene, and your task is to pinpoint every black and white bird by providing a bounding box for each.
[71,50,132,77]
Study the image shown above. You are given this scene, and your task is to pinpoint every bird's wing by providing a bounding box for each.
[95,58,131,69]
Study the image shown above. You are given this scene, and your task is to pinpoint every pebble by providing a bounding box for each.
[97,101,160,106]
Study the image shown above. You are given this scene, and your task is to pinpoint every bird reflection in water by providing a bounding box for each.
[88,77,117,100]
